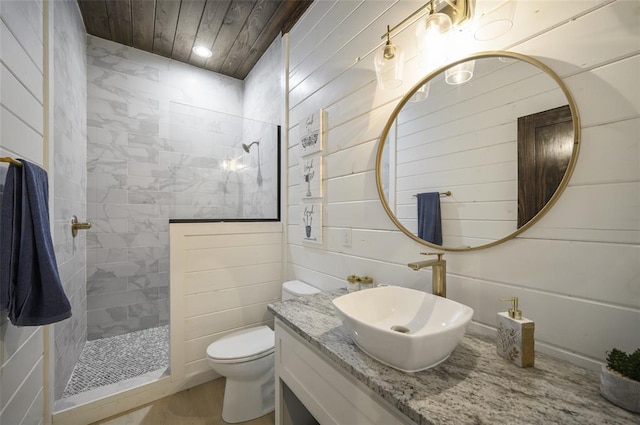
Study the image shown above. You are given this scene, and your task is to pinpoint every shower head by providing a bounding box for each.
[242,140,260,153]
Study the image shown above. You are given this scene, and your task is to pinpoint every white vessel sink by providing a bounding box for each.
[332,286,473,372]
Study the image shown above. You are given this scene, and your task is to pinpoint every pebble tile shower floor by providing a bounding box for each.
[62,326,169,398]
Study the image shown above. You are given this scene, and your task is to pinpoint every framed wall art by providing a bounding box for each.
[298,109,325,157]
[300,154,322,199]
[301,203,322,244]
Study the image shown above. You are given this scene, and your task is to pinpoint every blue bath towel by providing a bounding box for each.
[0,160,71,326]
[417,192,443,245]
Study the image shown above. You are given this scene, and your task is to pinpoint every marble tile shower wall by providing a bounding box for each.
[52,0,88,400]
[167,104,280,219]
[167,102,245,219]
[242,36,282,219]
[241,119,279,219]
[86,36,244,340]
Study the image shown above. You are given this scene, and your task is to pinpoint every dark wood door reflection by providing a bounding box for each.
[517,105,574,228]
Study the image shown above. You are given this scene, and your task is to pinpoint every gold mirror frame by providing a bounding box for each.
[375,51,581,251]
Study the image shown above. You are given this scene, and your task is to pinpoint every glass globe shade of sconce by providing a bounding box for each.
[374,40,405,90]
[445,60,476,85]
[415,12,452,73]
[409,82,430,103]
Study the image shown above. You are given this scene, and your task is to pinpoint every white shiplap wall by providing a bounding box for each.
[286,0,640,371]
[170,222,282,380]
[0,0,46,424]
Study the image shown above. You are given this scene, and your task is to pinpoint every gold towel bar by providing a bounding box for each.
[0,156,22,167]
[413,191,451,197]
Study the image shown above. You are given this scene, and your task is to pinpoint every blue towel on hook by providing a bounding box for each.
[0,160,71,326]
[417,192,443,245]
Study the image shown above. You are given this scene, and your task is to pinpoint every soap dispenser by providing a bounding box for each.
[497,297,535,368]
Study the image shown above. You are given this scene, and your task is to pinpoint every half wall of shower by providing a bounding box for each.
[56,35,280,404]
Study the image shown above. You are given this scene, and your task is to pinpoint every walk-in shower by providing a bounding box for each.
[55,100,280,409]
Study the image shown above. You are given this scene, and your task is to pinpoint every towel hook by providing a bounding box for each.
[0,156,22,166]
[71,215,91,238]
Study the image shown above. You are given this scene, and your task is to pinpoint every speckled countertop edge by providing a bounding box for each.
[268,290,640,425]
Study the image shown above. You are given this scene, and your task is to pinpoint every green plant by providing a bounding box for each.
[606,348,640,382]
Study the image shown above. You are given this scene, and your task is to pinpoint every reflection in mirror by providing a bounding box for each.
[378,53,579,251]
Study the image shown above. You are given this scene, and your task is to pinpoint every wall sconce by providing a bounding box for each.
[445,60,475,85]
[415,4,452,72]
[375,0,473,91]
[374,25,405,90]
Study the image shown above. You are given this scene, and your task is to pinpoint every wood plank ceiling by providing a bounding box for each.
[77,0,312,80]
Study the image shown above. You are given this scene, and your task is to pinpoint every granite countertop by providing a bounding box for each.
[268,290,640,425]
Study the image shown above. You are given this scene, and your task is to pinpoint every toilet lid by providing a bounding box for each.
[207,326,274,362]
[283,280,321,296]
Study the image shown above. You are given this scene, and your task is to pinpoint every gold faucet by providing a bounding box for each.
[407,252,446,297]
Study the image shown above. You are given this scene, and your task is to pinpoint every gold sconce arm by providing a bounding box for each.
[379,0,472,40]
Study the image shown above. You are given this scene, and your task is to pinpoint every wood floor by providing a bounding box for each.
[92,378,275,425]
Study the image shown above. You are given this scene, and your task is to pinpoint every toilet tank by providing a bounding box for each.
[282,280,321,300]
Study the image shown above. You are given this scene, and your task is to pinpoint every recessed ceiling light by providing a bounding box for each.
[192,45,213,58]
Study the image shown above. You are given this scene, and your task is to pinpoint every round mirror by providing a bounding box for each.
[376,52,580,251]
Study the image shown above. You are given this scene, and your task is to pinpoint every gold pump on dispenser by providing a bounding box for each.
[496,297,535,368]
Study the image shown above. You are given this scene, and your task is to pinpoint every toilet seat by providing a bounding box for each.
[207,326,275,364]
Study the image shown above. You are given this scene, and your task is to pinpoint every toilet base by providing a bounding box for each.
[221,365,275,423]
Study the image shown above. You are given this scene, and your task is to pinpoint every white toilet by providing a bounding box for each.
[206,280,321,423]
